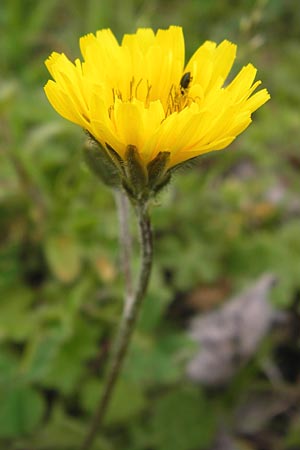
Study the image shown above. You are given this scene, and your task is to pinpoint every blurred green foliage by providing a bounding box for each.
[1,0,300,449]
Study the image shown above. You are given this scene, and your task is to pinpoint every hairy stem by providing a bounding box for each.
[114,189,133,302]
[81,201,153,450]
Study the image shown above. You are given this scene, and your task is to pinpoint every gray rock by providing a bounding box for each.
[186,274,278,385]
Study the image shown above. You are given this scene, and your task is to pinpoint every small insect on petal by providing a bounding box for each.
[180,71,192,94]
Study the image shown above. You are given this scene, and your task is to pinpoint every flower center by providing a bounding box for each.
[108,74,193,119]
[111,77,152,105]
[166,84,192,116]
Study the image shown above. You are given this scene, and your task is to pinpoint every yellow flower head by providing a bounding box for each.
[44,26,270,199]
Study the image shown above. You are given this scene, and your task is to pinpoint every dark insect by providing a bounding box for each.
[180,71,192,94]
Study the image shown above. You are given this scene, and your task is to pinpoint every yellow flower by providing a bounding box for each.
[44,26,270,199]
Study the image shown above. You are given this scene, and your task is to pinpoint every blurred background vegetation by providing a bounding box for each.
[1,0,300,449]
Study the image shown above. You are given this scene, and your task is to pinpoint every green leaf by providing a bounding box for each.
[138,267,171,332]
[42,318,99,394]
[126,332,189,385]
[0,287,34,341]
[151,387,215,450]
[82,377,146,425]
[44,234,81,283]
[22,331,64,383]
[0,381,45,438]
[22,405,113,450]
[0,350,18,383]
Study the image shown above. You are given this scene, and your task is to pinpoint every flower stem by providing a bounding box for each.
[114,189,133,302]
[81,201,153,450]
